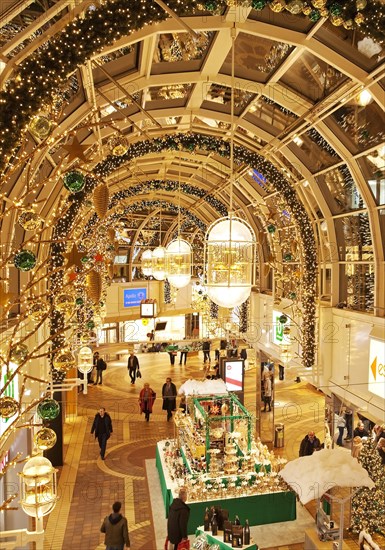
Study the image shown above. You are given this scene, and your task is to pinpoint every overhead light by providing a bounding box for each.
[152,246,167,281]
[303,180,309,187]
[356,89,373,107]
[293,135,303,147]
[141,249,153,276]
[320,220,328,232]
[165,238,192,289]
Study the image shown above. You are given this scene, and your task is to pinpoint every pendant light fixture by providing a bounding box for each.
[152,207,167,281]
[166,158,192,289]
[204,26,256,309]
[141,248,153,276]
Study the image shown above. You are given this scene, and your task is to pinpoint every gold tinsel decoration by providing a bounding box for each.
[93,183,109,219]
[86,270,102,303]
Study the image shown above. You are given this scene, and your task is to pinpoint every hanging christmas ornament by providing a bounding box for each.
[86,270,102,303]
[34,427,57,450]
[354,12,364,25]
[27,299,50,322]
[319,7,329,16]
[329,3,342,16]
[93,183,109,219]
[10,343,29,364]
[14,250,37,271]
[63,170,85,193]
[55,293,75,314]
[279,314,288,324]
[309,9,321,21]
[289,292,297,299]
[343,19,354,30]
[64,244,84,269]
[37,399,60,420]
[75,297,84,306]
[302,5,312,14]
[18,209,42,231]
[311,0,326,7]
[108,135,129,156]
[283,253,293,262]
[330,14,343,25]
[286,0,304,14]
[0,396,19,418]
[356,0,367,9]
[52,349,76,372]
[283,326,291,335]
[267,224,276,233]
[29,115,51,140]
[251,0,266,9]
[269,0,286,11]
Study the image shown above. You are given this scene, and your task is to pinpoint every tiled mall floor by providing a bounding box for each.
[43,349,364,550]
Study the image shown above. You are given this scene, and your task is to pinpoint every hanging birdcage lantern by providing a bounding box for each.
[204,214,256,308]
[152,246,167,281]
[165,238,192,289]
[141,249,153,276]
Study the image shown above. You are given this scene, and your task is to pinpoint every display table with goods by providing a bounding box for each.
[304,529,350,550]
[156,394,296,534]
[194,525,258,550]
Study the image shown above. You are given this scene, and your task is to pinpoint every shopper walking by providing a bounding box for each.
[91,407,113,460]
[179,345,189,366]
[299,431,321,456]
[202,339,211,363]
[138,382,156,421]
[94,354,106,385]
[100,501,130,550]
[127,351,139,385]
[167,487,190,550]
[336,411,346,446]
[262,375,272,412]
[162,377,177,421]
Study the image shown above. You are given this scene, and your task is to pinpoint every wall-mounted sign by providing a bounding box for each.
[123,287,147,308]
[272,310,290,345]
[368,337,385,399]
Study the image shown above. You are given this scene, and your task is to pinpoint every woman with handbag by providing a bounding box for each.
[138,383,156,422]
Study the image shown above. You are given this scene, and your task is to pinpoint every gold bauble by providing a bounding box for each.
[331,14,343,26]
[269,0,286,12]
[29,115,51,139]
[343,18,354,29]
[319,8,329,16]
[303,5,312,14]
[356,0,367,9]
[0,396,19,418]
[108,135,129,156]
[354,12,364,25]
[283,327,291,335]
[10,343,29,364]
[286,0,304,14]
[18,209,42,231]
[52,349,75,371]
[34,428,57,450]
[55,293,75,314]
[28,299,50,322]
[312,0,326,7]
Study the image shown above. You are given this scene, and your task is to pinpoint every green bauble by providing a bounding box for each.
[37,399,60,420]
[63,171,85,193]
[267,224,276,233]
[75,297,84,306]
[14,250,37,271]
[34,427,57,450]
[289,292,297,299]
[10,343,29,364]
[86,320,95,329]
[0,397,19,418]
[309,9,321,21]
[252,0,266,8]
[29,115,51,139]
[329,3,342,15]
[204,0,217,10]
[279,314,288,324]
[283,253,293,261]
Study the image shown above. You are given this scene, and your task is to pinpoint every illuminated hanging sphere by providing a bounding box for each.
[165,238,192,289]
[152,246,167,281]
[0,396,19,418]
[63,171,85,193]
[141,249,153,276]
[27,300,50,323]
[10,343,29,364]
[52,350,75,372]
[18,209,42,231]
[34,428,57,450]
[108,135,129,156]
[29,115,51,139]
[205,215,256,308]
[37,399,60,420]
[286,0,304,14]
[21,456,57,518]
[14,250,37,271]
[55,293,75,314]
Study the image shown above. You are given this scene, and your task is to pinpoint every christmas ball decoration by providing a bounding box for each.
[37,399,60,420]
[319,7,329,16]
[354,12,364,24]
[329,3,342,16]
[286,0,304,14]
[343,18,354,29]
[93,184,109,219]
[356,0,367,9]
[309,9,321,21]
[29,115,51,139]
[34,428,57,450]
[52,349,76,372]
[75,297,84,306]
[251,0,266,9]
[18,209,42,231]
[86,320,95,330]
[55,293,75,314]
[303,5,312,14]
[63,170,85,193]
[283,326,291,335]
[108,135,129,156]
[10,343,29,364]
[269,0,286,12]
[311,0,326,7]
[14,250,37,271]
[331,14,343,25]
[267,224,276,233]
[283,253,293,261]
[279,314,288,324]
[86,270,102,303]
[27,299,50,322]
[289,292,297,299]
[204,0,217,11]
[0,396,19,418]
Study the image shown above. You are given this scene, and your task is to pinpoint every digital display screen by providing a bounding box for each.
[224,359,244,392]
[123,288,147,307]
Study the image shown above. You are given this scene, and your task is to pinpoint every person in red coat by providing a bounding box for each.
[138,382,156,421]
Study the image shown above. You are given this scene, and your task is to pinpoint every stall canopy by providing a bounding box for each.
[178,378,228,396]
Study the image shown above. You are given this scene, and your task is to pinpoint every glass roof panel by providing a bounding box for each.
[317,165,366,214]
[151,32,214,74]
[201,84,254,115]
[249,6,314,33]
[357,155,385,205]
[335,213,373,262]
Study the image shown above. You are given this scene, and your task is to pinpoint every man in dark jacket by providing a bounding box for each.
[167,487,190,550]
[202,340,211,363]
[299,431,321,456]
[101,501,130,550]
[127,351,139,385]
[91,407,113,460]
[162,377,177,421]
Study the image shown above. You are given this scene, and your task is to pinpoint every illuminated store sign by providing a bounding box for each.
[368,337,385,399]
